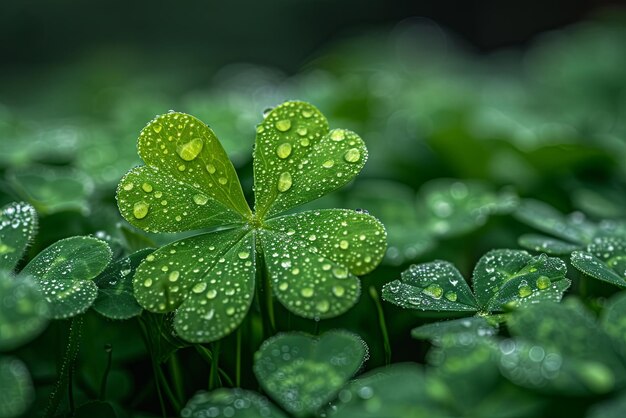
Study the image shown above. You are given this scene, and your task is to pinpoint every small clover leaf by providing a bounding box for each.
[571,236,626,288]
[0,271,48,351]
[117,102,386,342]
[383,249,570,315]
[19,236,112,319]
[501,299,626,395]
[182,389,288,418]
[345,179,518,265]
[0,202,37,272]
[253,330,368,417]
[92,248,153,320]
[411,317,498,344]
[0,357,34,418]
[515,199,625,255]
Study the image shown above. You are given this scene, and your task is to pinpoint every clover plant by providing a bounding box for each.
[382,249,570,316]
[116,101,387,342]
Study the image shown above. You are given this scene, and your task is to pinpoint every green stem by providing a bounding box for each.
[44,316,83,418]
[194,345,234,386]
[99,344,113,401]
[369,286,392,365]
[138,316,167,418]
[236,327,242,387]
[156,363,182,412]
[209,341,222,390]
[169,352,185,404]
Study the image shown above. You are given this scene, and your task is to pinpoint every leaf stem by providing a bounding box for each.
[369,286,392,365]
[44,316,83,418]
[169,352,185,405]
[99,344,113,401]
[209,341,222,390]
[236,327,242,387]
[138,316,167,418]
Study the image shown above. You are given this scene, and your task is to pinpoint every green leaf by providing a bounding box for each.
[7,165,94,215]
[116,112,251,233]
[571,237,626,287]
[514,199,594,245]
[0,356,33,418]
[20,236,112,319]
[0,202,37,271]
[182,389,288,418]
[587,392,626,418]
[411,317,497,343]
[383,261,478,312]
[0,272,48,351]
[331,364,444,418]
[265,209,386,276]
[600,292,626,359]
[253,330,367,417]
[473,250,569,312]
[254,101,367,218]
[518,233,582,255]
[419,179,518,238]
[505,300,625,394]
[344,180,436,265]
[133,229,255,342]
[93,249,153,320]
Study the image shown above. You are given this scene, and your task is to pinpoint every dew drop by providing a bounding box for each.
[422,284,443,299]
[218,177,228,185]
[332,285,345,297]
[275,119,291,132]
[278,282,289,291]
[297,127,308,136]
[300,138,310,147]
[133,201,149,219]
[169,271,180,282]
[444,291,457,302]
[178,164,186,171]
[331,130,346,141]
[206,164,216,174]
[316,300,330,313]
[193,194,209,206]
[302,109,313,118]
[142,183,153,193]
[206,289,217,299]
[339,240,349,250]
[226,307,236,316]
[152,124,162,133]
[238,251,250,260]
[154,191,163,198]
[123,183,134,191]
[277,172,293,192]
[518,285,533,298]
[143,278,153,287]
[301,287,314,298]
[176,138,204,161]
[332,267,348,279]
[536,276,551,290]
[276,142,292,159]
[344,148,361,163]
[192,283,207,293]
[322,160,335,169]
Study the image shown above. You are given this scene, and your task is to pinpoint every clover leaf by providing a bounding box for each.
[182,389,288,418]
[116,101,387,342]
[19,236,112,319]
[253,331,367,417]
[0,357,33,418]
[500,299,626,395]
[382,249,570,315]
[0,202,37,272]
[515,199,625,255]
[571,236,626,288]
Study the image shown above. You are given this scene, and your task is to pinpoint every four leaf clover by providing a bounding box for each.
[116,101,387,342]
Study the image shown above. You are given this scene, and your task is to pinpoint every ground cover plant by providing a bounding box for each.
[1,11,626,418]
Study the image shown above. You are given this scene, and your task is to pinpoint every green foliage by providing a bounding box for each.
[254,331,367,417]
[382,249,570,314]
[571,237,626,288]
[19,236,112,319]
[92,248,153,320]
[0,357,33,418]
[0,202,37,272]
[117,101,387,342]
[182,389,288,418]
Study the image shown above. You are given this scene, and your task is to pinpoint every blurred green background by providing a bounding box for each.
[2,1,626,416]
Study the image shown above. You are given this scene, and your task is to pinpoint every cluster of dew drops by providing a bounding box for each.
[0,203,35,258]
